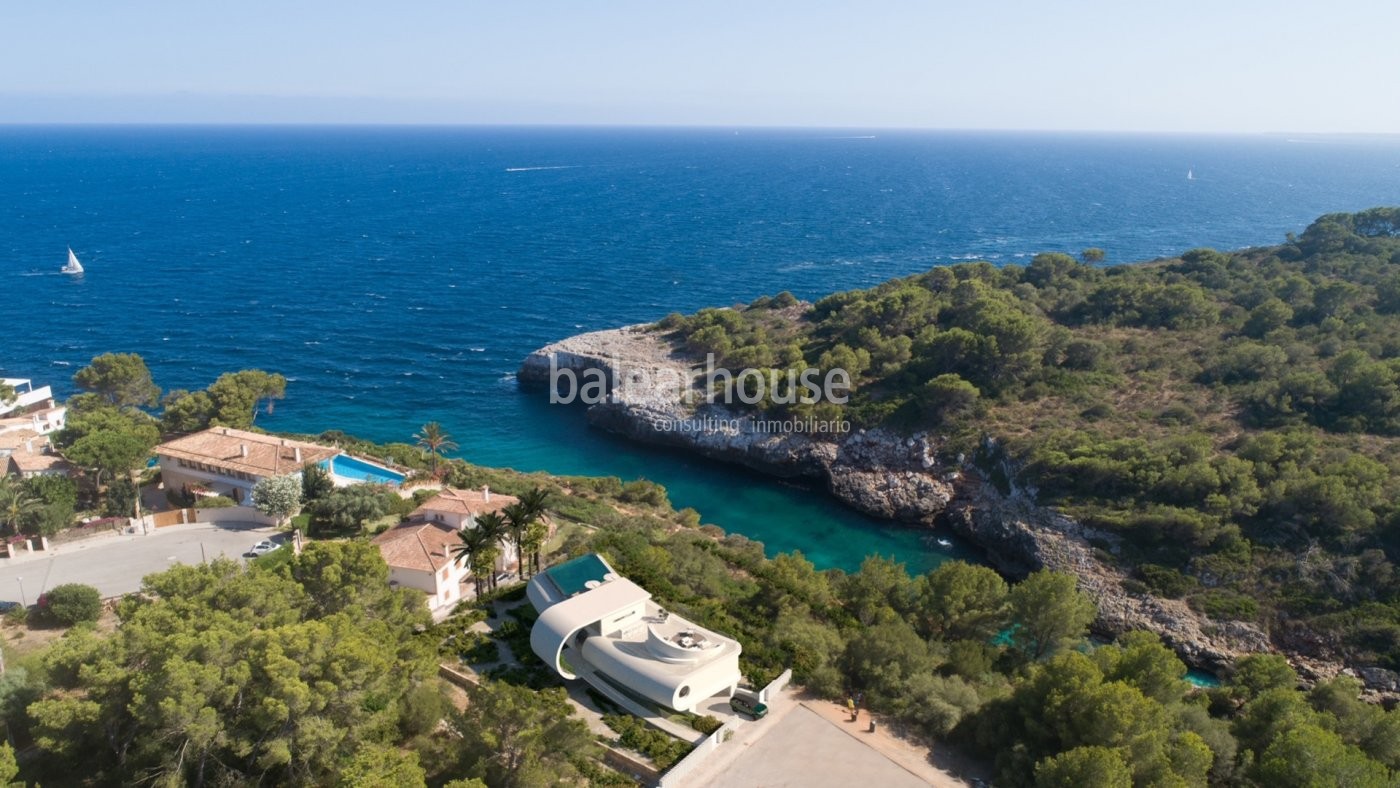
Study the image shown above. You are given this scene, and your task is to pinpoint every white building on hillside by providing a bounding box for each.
[0,378,67,440]
[527,553,742,713]
[1,378,71,479]
[372,520,472,615]
[374,486,523,616]
[154,427,339,504]
[410,486,525,569]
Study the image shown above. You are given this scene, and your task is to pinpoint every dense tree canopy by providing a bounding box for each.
[659,208,1400,672]
[24,543,434,785]
[72,352,160,409]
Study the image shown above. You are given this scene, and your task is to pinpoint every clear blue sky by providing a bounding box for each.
[3,0,1397,131]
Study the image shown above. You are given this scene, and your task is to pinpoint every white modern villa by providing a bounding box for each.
[0,378,67,436]
[527,553,742,713]
[1,377,71,478]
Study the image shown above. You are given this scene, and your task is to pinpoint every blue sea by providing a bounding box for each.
[4,126,1399,573]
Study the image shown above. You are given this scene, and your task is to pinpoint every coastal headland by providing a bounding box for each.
[520,324,1363,691]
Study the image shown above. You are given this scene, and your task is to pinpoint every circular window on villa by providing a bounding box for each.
[678,686,690,698]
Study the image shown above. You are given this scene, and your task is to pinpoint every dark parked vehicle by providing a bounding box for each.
[729,692,768,719]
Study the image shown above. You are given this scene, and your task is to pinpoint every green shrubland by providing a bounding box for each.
[659,208,1400,670]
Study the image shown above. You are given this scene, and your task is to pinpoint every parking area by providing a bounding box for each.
[0,522,283,603]
[678,686,970,788]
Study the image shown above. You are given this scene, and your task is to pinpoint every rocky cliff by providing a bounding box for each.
[519,324,1374,689]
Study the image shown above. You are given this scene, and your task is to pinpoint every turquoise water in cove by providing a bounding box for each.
[4,126,1399,573]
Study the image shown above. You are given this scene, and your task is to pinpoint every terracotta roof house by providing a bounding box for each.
[373,486,546,616]
[527,553,743,713]
[372,520,471,615]
[154,427,338,504]
[5,436,74,478]
[410,486,530,570]
[411,486,519,525]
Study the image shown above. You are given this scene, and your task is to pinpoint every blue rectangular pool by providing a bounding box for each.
[322,455,406,485]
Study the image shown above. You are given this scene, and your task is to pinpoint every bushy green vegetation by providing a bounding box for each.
[7,541,598,787]
[11,441,1400,785]
[35,583,102,627]
[601,713,693,769]
[561,488,1400,785]
[659,208,1400,669]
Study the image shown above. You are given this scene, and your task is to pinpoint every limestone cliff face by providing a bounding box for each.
[517,325,957,522]
[518,325,1377,690]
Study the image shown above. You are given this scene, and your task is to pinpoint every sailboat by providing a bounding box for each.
[61,247,84,275]
[1186,168,1196,181]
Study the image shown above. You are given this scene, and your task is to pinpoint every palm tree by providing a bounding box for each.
[501,501,529,578]
[450,526,495,598]
[0,477,41,537]
[521,520,549,578]
[413,422,458,476]
[509,487,551,579]
[472,511,508,592]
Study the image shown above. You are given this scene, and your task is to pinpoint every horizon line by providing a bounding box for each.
[1,121,1399,138]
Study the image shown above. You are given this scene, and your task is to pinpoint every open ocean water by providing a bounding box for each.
[3,126,1399,573]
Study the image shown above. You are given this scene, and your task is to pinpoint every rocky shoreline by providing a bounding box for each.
[519,324,1394,696]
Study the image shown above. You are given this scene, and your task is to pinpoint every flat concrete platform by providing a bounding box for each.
[690,700,957,788]
[0,522,282,602]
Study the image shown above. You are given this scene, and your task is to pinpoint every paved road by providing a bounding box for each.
[0,522,283,604]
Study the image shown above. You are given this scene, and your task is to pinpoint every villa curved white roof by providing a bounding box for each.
[529,577,651,679]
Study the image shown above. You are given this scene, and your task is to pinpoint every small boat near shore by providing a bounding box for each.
[62,247,84,275]
[935,538,953,548]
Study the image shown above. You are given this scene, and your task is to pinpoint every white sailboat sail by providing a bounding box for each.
[62,247,84,274]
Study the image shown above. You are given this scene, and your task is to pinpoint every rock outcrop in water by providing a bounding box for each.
[519,325,1377,692]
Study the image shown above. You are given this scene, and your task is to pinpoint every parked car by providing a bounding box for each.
[729,692,768,719]
[244,540,281,558]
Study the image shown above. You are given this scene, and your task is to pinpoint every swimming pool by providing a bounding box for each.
[542,553,615,597]
[322,454,406,485]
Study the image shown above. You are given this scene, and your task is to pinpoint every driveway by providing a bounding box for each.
[0,522,283,603]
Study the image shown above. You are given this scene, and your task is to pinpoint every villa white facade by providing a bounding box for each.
[153,427,338,504]
[374,486,526,616]
[373,520,472,614]
[411,486,523,569]
[527,553,742,713]
[1,378,70,478]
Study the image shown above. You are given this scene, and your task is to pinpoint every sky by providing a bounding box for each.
[2,0,1398,132]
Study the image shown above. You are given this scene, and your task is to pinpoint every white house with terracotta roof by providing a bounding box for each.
[154,427,339,504]
[4,435,73,478]
[527,553,742,713]
[1,379,71,479]
[372,486,539,616]
[372,519,471,615]
[410,486,527,569]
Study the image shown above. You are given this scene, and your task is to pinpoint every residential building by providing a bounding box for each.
[409,485,523,569]
[372,519,471,615]
[153,427,338,504]
[527,553,742,713]
[374,486,545,615]
[0,377,67,442]
[4,435,73,478]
